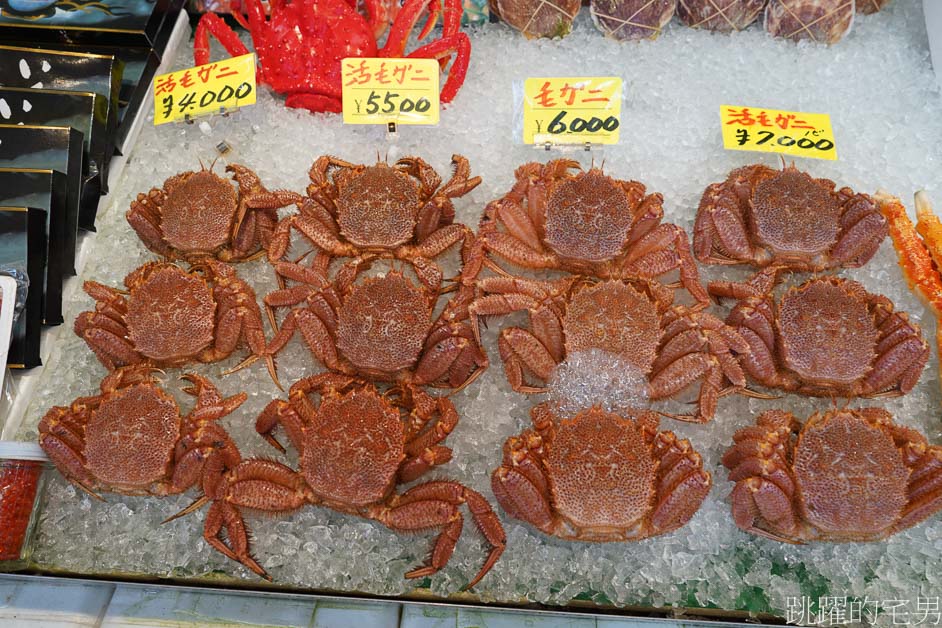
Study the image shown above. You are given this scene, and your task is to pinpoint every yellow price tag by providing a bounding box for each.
[523,77,622,145]
[153,53,256,126]
[720,105,837,160]
[342,58,440,126]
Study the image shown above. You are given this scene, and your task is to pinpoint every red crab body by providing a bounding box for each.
[194,0,471,113]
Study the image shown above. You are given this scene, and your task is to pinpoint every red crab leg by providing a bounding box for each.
[406,34,471,104]
[194,13,250,67]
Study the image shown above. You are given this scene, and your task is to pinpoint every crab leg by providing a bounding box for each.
[372,480,506,589]
[193,13,250,67]
[406,34,471,104]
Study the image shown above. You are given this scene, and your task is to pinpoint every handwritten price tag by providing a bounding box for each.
[342,58,440,126]
[153,53,256,126]
[720,105,837,160]
[523,77,622,145]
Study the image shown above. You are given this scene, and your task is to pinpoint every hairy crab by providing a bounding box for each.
[193,0,471,113]
[479,160,707,304]
[714,268,929,398]
[493,402,711,541]
[75,261,275,383]
[127,164,301,263]
[723,407,942,542]
[470,277,748,422]
[39,366,244,499]
[693,163,888,272]
[265,258,486,390]
[269,154,479,292]
[177,373,505,585]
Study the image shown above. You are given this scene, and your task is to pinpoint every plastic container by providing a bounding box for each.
[0,441,49,567]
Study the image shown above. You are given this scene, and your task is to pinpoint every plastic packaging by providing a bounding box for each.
[0,442,49,567]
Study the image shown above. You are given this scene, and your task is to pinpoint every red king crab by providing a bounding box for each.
[713,268,929,398]
[75,260,276,383]
[39,366,244,499]
[193,0,471,113]
[269,154,479,292]
[174,373,505,585]
[127,164,302,263]
[265,258,486,390]
[693,163,888,272]
[479,160,708,304]
[493,402,711,541]
[469,277,749,422]
[723,407,942,542]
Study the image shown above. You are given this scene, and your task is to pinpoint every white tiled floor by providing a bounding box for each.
[0,575,756,628]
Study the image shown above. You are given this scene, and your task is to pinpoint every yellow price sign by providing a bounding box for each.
[720,105,837,160]
[342,58,440,126]
[523,77,622,145]
[153,53,256,126]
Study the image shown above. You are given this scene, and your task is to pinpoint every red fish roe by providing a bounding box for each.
[0,459,43,561]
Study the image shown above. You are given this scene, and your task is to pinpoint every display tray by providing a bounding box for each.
[6,3,942,625]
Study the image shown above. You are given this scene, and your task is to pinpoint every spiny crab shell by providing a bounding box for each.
[269,154,479,292]
[75,260,273,379]
[723,407,942,542]
[492,402,712,541]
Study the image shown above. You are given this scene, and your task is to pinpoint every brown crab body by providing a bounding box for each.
[723,407,942,542]
[470,277,748,422]
[38,366,244,498]
[269,155,479,293]
[185,374,506,586]
[74,260,274,382]
[266,264,487,391]
[127,164,301,262]
[479,160,708,304]
[493,403,711,541]
[694,164,888,272]
[717,271,929,398]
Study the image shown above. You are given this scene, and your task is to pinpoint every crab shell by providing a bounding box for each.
[299,385,405,507]
[492,403,712,541]
[328,163,424,249]
[723,407,942,542]
[335,271,434,377]
[38,366,244,497]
